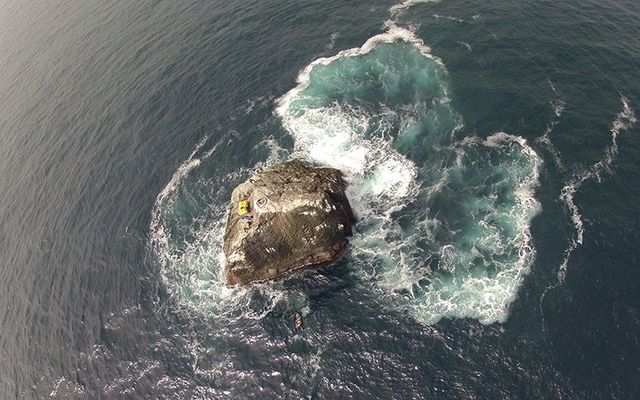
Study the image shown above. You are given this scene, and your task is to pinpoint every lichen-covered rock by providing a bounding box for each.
[223,160,355,286]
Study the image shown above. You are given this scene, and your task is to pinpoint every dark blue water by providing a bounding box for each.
[1,0,639,398]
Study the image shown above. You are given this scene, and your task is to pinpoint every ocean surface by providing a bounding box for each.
[1,0,639,398]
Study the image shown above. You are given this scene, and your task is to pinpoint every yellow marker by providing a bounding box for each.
[238,198,250,216]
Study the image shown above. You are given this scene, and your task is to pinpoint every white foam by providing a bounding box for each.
[433,14,465,23]
[551,99,566,118]
[534,96,566,169]
[153,136,208,211]
[483,131,530,150]
[148,137,210,269]
[457,41,472,51]
[275,27,432,217]
[390,0,441,18]
[342,129,541,325]
[284,104,421,220]
[326,32,339,50]
[557,96,636,281]
[276,17,546,325]
[421,135,542,324]
[284,106,369,173]
[276,25,438,119]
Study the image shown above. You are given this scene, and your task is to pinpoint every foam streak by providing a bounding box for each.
[557,96,635,281]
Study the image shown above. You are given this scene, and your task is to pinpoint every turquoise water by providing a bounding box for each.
[1,0,640,398]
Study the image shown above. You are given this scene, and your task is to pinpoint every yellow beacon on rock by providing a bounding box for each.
[238,197,250,216]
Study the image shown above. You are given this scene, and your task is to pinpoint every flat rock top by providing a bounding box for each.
[223,160,354,286]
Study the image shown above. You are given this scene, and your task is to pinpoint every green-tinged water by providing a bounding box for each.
[1,0,639,398]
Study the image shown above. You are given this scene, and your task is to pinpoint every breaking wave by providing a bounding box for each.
[276,26,541,324]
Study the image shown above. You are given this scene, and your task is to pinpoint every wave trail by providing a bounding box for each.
[557,96,635,281]
[390,0,442,19]
[149,136,210,267]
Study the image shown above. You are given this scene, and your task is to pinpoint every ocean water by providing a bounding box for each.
[1,0,640,398]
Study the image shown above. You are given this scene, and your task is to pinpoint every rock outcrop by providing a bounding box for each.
[223,160,355,286]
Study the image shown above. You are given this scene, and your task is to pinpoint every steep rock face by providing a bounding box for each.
[223,160,355,286]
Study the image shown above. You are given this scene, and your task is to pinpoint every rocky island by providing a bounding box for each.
[223,160,355,286]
